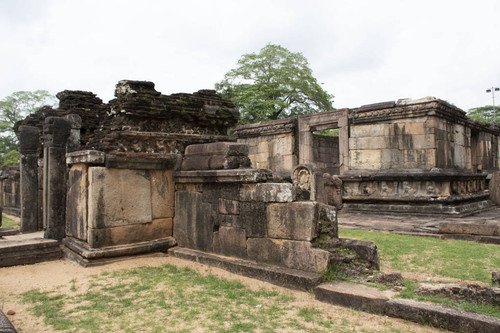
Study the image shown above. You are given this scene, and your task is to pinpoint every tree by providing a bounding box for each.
[0,90,57,165]
[467,105,500,123]
[215,44,334,124]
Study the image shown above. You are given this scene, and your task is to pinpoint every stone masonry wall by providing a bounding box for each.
[0,166,20,216]
[312,134,340,175]
[174,168,337,273]
[234,118,297,175]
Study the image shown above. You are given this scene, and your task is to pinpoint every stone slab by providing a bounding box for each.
[150,170,175,219]
[88,167,152,229]
[0,238,61,268]
[212,226,247,258]
[174,169,272,184]
[384,299,500,333]
[0,228,19,237]
[87,218,173,248]
[240,183,296,202]
[0,310,17,333]
[168,247,322,291]
[66,150,105,166]
[105,154,181,170]
[315,282,393,314]
[62,247,168,268]
[66,164,88,240]
[439,222,500,236]
[489,172,500,205]
[267,202,318,241]
[62,236,176,261]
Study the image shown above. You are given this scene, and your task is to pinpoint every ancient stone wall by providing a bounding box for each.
[234,118,297,175]
[312,134,340,175]
[0,166,20,217]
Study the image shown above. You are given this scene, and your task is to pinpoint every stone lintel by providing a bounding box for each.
[66,150,106,166]
[105,153,182,170]
[174,168,272,183]
[233,118,297,138]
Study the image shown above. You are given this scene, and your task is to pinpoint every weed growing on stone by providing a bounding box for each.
[339,228,500,284]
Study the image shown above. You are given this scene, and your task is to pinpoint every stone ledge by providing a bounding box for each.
[105,153,182,170]
[174,169,272,183]
[168,247,322,291]
[66,150,105,166]
[384,299,500,333]
[0,228,19,237]
[315,282,393,314]
[62,236,176,261]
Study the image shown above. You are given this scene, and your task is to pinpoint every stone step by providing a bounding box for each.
[0,238,61,268]
[168,247,322,291]
[315,281,394,314]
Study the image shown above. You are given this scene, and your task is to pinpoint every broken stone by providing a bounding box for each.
[240,183,295,202]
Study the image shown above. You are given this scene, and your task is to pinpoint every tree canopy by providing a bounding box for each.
[215,44,334,124]
[0,90,57,165]
[466,105,500,124]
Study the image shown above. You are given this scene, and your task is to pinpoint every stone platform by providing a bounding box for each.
[0,232,61,268]
[338,206,500,243]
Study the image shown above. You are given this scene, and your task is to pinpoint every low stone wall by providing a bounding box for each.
[174,168,337,273]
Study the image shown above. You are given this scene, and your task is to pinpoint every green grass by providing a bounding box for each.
[339,228,500,284]
[21,264,387,333]
[1,213,18,229]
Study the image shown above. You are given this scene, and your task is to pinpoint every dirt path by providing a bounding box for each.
[0,254,444,333]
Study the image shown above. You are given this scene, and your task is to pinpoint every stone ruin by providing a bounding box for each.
[0,80,376,280]
[1,80,498,278]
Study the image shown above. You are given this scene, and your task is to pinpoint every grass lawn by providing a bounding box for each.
[1,213,19,229]
[339,228,499,284]
[19,265,360,333]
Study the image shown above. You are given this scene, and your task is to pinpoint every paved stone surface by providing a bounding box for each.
[338,206,500,241]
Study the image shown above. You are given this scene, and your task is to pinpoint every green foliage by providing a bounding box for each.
[0,90,57,165]
[1,150,19,165]
[216,44,334,124]
[467,105,500,123]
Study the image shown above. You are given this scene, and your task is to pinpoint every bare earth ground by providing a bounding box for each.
[0,255,444,333]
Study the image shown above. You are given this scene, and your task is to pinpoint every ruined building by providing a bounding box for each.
[2,80,499,276]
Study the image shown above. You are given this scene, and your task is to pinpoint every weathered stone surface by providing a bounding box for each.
[267,202,318,241]
[218,198,239,215]
[105,154,181,170]
[168,247,322,291]
[384,299,500,333]
[340,238,379,270]
[239,201,267,237]
[150,170,175,219]
[415,283,500,307]
[318,203,338,239]
[247,238,329,273]
[66,150,105,165]
[66,164,88,241]
[439,222,500,236]
[0,238,61,268]
[489,172,500,205]
[88,167,152,229]
[240,183,295,202]
[19,154,38,233]
[315,282,393,314]
[173,191,213,252]
[0,309,17,333]
[88,218,172,248]
[175,169,272,184]
[17,126,39,154]
[212,226,247,258]
[493,271,500,286]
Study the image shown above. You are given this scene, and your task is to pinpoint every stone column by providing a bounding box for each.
[64,114,82,153]
[17,126,40,233]
[43,117,70,240]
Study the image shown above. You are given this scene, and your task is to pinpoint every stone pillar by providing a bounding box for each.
[17,126,40,233]
[64,114,82,153]
[43,117,70,240]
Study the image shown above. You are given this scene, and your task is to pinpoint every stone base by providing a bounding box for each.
[62,236,176,267]
[0,238,61,268]
[343,199,494,217]
[168,247,323,290]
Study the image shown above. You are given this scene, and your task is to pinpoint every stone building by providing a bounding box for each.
[234,98,500,215]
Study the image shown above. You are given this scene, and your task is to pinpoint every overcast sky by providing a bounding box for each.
[1,0,500,112]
